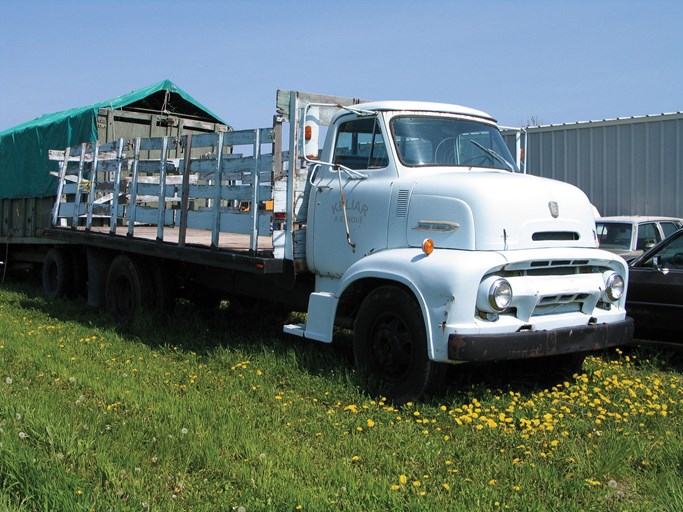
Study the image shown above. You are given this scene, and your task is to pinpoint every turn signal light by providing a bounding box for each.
[305,125,312,141]
[422,238,434,255]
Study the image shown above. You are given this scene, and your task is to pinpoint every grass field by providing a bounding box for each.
[0,282,681,511]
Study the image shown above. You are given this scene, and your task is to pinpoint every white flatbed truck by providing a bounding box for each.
[25,90,632,402]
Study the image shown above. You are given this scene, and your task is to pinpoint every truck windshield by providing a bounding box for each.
[391,116,518,171]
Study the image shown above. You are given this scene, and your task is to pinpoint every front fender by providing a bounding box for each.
[338,248,508,361]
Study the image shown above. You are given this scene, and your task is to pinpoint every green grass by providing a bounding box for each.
[0,282,682,511]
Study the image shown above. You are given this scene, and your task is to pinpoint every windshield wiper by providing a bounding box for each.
[469,140,515,171]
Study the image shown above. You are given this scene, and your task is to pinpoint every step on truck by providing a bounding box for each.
[6,90,633,403]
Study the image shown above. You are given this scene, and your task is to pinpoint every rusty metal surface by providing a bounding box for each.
[448,318,634,362]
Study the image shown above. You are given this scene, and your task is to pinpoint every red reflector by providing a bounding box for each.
[274,212,286,220]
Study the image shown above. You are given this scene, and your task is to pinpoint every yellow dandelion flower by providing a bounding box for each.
[443,483,450,491]
[367,419,375,428]
[399,475,408,484]
[391,484,400,491]
[412,480,421,488]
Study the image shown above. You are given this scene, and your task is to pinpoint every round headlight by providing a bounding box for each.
[605,273,625,302]
[489,278,513,312]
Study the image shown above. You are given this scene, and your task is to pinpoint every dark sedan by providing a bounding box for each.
[626,228,683,344]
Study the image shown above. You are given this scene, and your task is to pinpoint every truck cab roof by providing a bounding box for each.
[351,101,496,123]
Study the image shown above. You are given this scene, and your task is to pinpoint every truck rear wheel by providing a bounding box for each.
[42,248,72,299]
[69,248,88,299]
[105,255,151,324]
[148,262,176,315]
[353,286,445,404]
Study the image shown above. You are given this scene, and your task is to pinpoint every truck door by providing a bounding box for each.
[307,115,395,277]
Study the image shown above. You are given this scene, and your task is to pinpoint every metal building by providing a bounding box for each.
[504,112,683,217]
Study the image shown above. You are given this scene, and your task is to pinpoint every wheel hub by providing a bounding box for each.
[371,314,412,380]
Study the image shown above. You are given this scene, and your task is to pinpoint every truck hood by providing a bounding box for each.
[404,169,598,251]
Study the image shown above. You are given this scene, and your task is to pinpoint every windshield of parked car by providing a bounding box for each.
[596,222,633,250]
[391,116,518,171]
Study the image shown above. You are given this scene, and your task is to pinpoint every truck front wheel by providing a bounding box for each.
[354,286,445,404]
[105,255,151,324]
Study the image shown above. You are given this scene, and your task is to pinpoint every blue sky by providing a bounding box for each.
[1,0,680,132]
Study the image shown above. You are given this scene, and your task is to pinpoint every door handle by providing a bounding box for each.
[308,163,321,185]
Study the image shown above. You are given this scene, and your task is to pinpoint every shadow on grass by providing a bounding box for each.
[4,279,355,381]
[5,279,682,405]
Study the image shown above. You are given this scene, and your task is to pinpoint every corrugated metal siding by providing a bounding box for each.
[504,113,683,217]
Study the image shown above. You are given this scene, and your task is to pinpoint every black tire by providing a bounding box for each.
[42,248,72,299]
[149,262,176,315]
[354,286,446,404]
[105,255,151,324]
[70,248,88,299]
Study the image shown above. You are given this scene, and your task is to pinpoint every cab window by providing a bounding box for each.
[333,118,388,170]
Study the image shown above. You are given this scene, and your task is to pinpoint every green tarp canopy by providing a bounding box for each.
[0,80,227,199]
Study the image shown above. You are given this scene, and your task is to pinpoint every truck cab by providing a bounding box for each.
[287,99,633,403]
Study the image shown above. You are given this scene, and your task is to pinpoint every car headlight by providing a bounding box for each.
[604,272,625,302]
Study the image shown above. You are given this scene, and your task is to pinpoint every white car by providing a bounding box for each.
[596,216,683,259]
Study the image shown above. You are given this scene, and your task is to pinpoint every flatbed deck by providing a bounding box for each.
[69,225,273,251]
[45,226,282,274]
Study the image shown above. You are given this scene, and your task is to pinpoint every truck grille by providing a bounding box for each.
[533,293,590,316]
